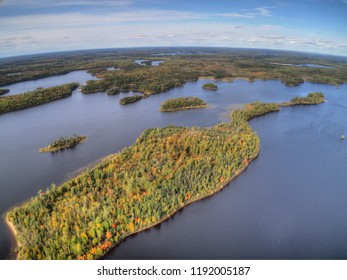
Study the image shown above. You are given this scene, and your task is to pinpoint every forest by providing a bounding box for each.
[39,135,86,153]
[0,83,79,114]
[6,92,324,260]
[81,65,199,95]
[287,92,325,105]
[160,96,207,111]
[202,83,218,90]
[119,95,143,105]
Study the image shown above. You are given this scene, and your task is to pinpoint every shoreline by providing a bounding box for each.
[4,215,20,260]
[160,104,208,112]
[7,149,258,260]
[198,76,251,82]
[102,150,259,260]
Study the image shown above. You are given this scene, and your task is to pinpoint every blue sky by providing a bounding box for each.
[0,0,346,58]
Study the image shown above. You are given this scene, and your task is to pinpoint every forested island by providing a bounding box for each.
[202,83,218,90]
[160,96,207,112]
[39,135,86,153]
[6,92,324,260]
[0,83,79,114]
[119,95,143,105]
[0,89,9,95]
[284,92,325,106]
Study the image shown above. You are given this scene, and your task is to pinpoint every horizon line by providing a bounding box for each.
[1,46,347,61]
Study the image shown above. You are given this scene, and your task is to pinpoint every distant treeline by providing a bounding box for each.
[0,83,79,114]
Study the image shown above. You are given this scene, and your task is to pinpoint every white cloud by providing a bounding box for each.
[0,10,207,31]
[261,24,283,30]
[0,8,346,57]
[218,7,273,19]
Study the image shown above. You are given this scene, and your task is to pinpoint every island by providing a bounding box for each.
[283,92,325,106]
[6,92,324,260]
[39,135,86,153]
[0,83,79,114]
[119,95,143,105]
[0,89,10,95]
[160,96,207,112]
[106,86,120,95]
[202,83,218,90]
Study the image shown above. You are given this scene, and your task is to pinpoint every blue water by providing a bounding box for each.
[4,70,98,96]
[295,64,335,68]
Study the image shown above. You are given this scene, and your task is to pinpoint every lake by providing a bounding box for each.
[1,71,346,259]
[4,70,98,96]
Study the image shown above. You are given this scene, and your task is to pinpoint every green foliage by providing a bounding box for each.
[81,79,112,94]
[0,83,79,114]
[81,65,200,95]
[288,92,325,105]
[202,83,218,90]
[231,102,280,123]
[106,86,120,95]
[160,96,207,112]
[119,95,143,105]
[39,135,86,153]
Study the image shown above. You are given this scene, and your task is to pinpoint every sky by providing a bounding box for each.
[0,0,346,58]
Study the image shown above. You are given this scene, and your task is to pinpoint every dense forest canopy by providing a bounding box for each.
[0,83,79,114]
[160,96,207,112]
[119,95,143,105]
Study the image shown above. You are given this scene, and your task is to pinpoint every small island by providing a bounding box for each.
[160,96,207,112]
[119,95,143,105]
[202,83,218,90]
[39,135,86,153]
[0,89,10,95]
